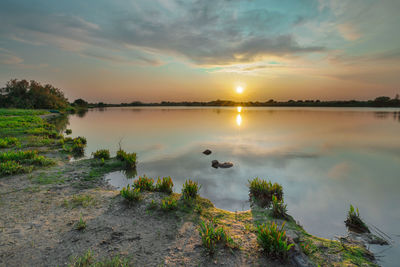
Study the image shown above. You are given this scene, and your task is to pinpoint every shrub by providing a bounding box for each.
[92,149,110,160]
[133,175,154,191]
[65,129,72,135]
[257,221,293,259]
[123,152,137,169]
[345,204,370,233]
[116,148,127,161]
[155,176,173,194]
[75,215,87,230]
[71,137,86,156]
[182,179,200,200]
[0,137,20,148]
[198,220,236,253]
[120,185,142,202]
[271,195,287,218]
[161,196,178,211]
[248,178,283,208]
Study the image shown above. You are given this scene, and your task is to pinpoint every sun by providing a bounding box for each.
[236,86,244,94]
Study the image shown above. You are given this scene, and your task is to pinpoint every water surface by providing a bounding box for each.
[67,107,400,266]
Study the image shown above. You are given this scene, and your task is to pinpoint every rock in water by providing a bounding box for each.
[203,149,212,155]
[219,162,233,168]
[211,160,219,168]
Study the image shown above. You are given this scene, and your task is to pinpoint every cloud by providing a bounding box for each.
[0,0,325,67]
[337,23,361,41]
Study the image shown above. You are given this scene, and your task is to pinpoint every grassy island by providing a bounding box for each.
[0,109,378,266]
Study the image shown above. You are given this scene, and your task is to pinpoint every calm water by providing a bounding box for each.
[67,107,400,266]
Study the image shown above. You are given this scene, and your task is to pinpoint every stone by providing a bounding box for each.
[203,149,212,155]
[211,160,219,168]
[218,162,233,168]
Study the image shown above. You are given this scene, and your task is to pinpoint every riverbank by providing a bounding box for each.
[0,109,379,266]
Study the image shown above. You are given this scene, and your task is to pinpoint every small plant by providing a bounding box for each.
[116,148,127,161]
[198,220,236,253]
[75,214,87,230]
[271,195,287,218]
[65,129,72,135]
[0,160,30,176]
[256,221,293,259]
[69,250,132,267]
[155,176,174,194]
[161,196,178,211]
[345,204,370,233]
[182,179,200,200]
[133,175,154,191]
[0,137,21,148]
[72,137,86,156]
[120,185,142,202]
[123,152,137,169]
[92,149,110,160]
[64,194,95,208]
[248,177,283,208]
[69,250,94,267]
[299,240,316,255]
[147,199,158,210]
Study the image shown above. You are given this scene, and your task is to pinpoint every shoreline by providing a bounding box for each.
[0,109,382,266]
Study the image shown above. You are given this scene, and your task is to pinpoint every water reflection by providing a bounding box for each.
[68,107,400,266]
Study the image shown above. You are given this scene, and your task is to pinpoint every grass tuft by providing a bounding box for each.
[133,175,154,191]
[120,185,142,202]
[256,221,293,259]
[248,177,283,208]
[92,149,110,160]
[161,195,178,211]
[198,219,237,254]
[345,204,370,233]
[155,176,173,194]
[181,179,200,200]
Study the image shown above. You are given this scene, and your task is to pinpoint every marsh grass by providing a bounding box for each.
[0,137,21,148]
[182,179,200,200]
[256,221,293,259]
[161,195,178,211]
[68,250,132,267]
[64,194,96,208]
[75,214,87,230]
[133,175,154,191]
[120,185,142,202]
[271,195,287,218]
[92,149,110,160]
[0,150,55,176]
[345,204,370,233]
[198,220,237,254]
[248,178,283,208]
[155,176,173,194]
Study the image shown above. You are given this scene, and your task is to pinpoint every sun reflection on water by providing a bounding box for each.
[236,114,242,126]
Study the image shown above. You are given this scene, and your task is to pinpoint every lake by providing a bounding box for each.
[67,107,400,266]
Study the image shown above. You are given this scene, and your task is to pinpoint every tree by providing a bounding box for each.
[73,98,88,107]
[0,79,68,109]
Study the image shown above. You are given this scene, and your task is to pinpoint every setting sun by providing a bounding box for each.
[236,86,244,94]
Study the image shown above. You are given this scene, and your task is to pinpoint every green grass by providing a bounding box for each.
[345,204,370,233]
[92,149,110,160]
[0,108,49,116]
[0,137,21,148]
[64,194,96,208]
[0,150,55,176]
[248,177,283,208]
[155,176,173,194]
[133,175,154,191]
[181,179,200,200]
[256,221,293,259]
[120,185,142,202]
[161,195,178,211]
[68,250,132,267]
[198,219,237,254]
[75,214,87,230]
[271,195,287,218]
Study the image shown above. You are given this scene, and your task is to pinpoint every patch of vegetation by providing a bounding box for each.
[0,137,21,148]
[64,194,96,208]
[248,177,283,208]
[120,185,142,202]
[155,176,173,194]
[68,250,132,267]
[345,204,370,233]
[0,108,49,116]
[161,195,178,211]
[0,150,55,176]
[256,221,293,259]
[92,149,110,160]
[147,199,158,211]
[133,175,154,191]
[198,219,236,254]
[75,215,87,231]
[299,239,317,256]
[65,129,72,135]
[271,195,287,218]
[116,148,127,161]
[182,179,200,200]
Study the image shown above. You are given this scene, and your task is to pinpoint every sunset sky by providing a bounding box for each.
[0,0,399,103]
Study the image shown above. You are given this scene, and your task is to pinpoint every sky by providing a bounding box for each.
[0,0,399,103]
